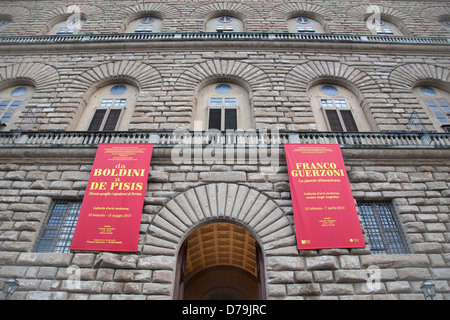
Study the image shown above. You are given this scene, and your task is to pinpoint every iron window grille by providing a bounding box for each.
[35,201,81,253]
[357,201,409,255]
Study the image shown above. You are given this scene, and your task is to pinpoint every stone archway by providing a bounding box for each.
[179,221,262,300]
[144,183,296,299]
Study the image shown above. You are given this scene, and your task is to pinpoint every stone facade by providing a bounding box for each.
[0,0,449,300]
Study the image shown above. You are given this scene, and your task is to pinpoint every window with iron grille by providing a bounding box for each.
[357,201,409,255]
[35,201,81,253]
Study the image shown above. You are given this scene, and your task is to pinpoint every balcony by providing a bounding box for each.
[0,32,448,46]
[0,130,449,149]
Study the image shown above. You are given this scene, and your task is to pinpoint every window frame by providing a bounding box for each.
[207,96,239,131]
[319,97,359,132]
[87,97,128,131]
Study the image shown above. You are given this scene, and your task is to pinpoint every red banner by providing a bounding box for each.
[70,143,153,252]
[284,144,365,250]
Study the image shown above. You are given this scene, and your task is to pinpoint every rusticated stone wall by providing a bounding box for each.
[0,0,449,300]
[0,147,449,299]
[1,1,449,37]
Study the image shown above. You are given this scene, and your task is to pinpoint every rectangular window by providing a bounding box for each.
[216,25,233,32]
[375,27,393,35]
[57,27,76,35]
[88,109,107,131]
[224,109,237,130]
[103,109,122,131]
[35,201,81,253]
[297,26,315,33]
[325,110,343,131]
[88,98,126,131]
[208,97,238,130]
[341,110,358,132]
[357,201,409,255]
[321,99,358,132]
[136,25,153,33]
[208,109,222,130]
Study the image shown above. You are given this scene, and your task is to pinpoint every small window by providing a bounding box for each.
[321,85,338,96]
[215,84,232,94]
[420,86,437,96]
[11,87,28,97]
[218,16,232,23]
[357,201,409,255]
[296,17,310,24]
[141,17,155,24]
[35,201,81,253]
[110,84,127,95]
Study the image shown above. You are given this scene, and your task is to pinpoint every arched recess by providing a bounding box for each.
[178,221,264,300]
[69,61,162,131]
[286,61,380,130]
[346,5,410,35]
[117,2,180,32]
[175,60,272,92]
[286,61,379,96]
[419,6,450,33]
[40,5,103,35]
[388,63,450,91]
[270,2,336,33]
[0,62,59,92]
[190,1,261,31]
[72,61,162,94]
[144,183,296,299]
[175,60,272,130]
[0,6,31,35]
[389,63,450,132]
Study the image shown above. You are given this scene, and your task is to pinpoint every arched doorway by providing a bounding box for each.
[174,222,266,300]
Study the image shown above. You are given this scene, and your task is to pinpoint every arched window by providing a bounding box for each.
[0,85,35,131]
[76,83,139,131]
[414,85,450,132]
[287,16,325,33]
[194,82,252,131]
[47,15,85,35]
[309,84,371,132]
[367,17,403,36]
[125,16,163,33]
[174,222,265,300]
[206,15,244,33]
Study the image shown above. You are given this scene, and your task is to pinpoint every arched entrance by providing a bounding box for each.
[174,222,266,300]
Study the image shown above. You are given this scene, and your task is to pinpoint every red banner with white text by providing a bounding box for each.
[284,144,365,250]
[70,143,153,252]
